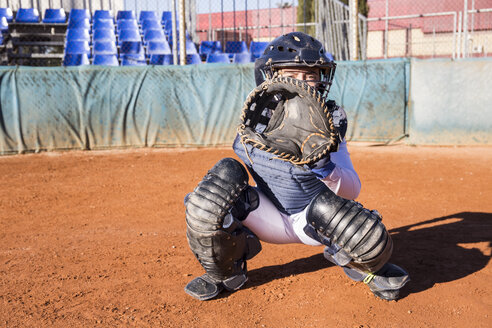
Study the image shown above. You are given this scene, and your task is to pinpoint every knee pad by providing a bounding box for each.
[185,158,261,284]
[306,190,393,273]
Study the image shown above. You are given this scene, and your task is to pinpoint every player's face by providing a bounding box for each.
[278,67,321,87]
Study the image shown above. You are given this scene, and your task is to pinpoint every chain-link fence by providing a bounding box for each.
[0,0,490,66]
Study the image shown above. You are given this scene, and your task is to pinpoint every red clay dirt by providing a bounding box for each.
[0,144,490,327]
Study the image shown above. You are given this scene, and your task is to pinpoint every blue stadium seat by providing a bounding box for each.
[68,18,90,30]
[43,8,66,23]
[186,53,201,65]
[206,53,230,63]
[143,29,165,45]
[163,20,178,35]
[117,10,136,21]
[68,9,90,23]
[93,19,114,30]
[225,41,248,54]
[139,11,157,24]
[66,29,91,42]
[92,29,116,43]
[168,38,197,54]
[150,54,172,65]
[117,19,138,32]
[0,17,8,32]
[147,40,171,56]
[118,29,141,45]
[161,11,172,24]
[121,57,147,66]
[15,8,40,23]
[141,19,161,32]
[233,52,252,64]
[93,54,119,66]
[249,41,269,60]
[93,41,117,55]
[93,10,113,22]
[119,41,145,60]
[0,8,13,22]
[63,53,90,66]
[199,40,222,60]
[65,41,91,56]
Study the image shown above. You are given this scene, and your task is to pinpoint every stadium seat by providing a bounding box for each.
[161,11,172,24]
[93,19,114,31]
[0,16,8,32]
[93,54,119,66]
[68,18,90,30]
[68,9,90,23]
[92,29,116,43]
[121,57,147,66]
[118,29,141,44]
[117,19,138,32]
[206,53,230,63]
[93,10,113,22]
[116,10,136,21]
[141,19,161,32]
[66,29,91,42]
[139,11,157,24]
[186,53,201,65]
[65,41,91,56]
[120,41,145,60]
[233,52,252,64]
[63,53,90,66]
[93,41,117,55]
[249,41,269,60]
[168,38,197,54]
[0,8,13,22]
[150,54,172,65]
[199,40,222,60]
[15,8,40,23]
[147,40,171,55]
[43,8,66,23]
[143,29,166,45]
[225,41,248,54]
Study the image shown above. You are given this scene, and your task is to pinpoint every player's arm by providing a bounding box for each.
[311,140,361,200]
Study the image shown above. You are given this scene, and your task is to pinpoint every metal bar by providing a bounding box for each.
[172,0,178,65]
[268,0,271,40]
[197,21,319,33]
[257,0,260,40]
[221,0,224,47]
[233,0,236,41]
[463,0,468,58]
[452,12,457,59]
[179,0,186,65]
[303,0,306,33]
[458,11,462,58]
[367,11,461,21]
[208,0,211,40]
[245,0,248,45]
[349,0,358,60]
[384,0,388,58]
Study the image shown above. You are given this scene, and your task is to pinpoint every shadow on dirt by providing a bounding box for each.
[243,212,491,298]
[390,211,492,297]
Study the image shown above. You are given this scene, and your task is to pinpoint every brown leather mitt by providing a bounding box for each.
[237,77,340,166]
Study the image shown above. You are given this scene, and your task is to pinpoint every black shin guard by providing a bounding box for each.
[306,190,393,273]
[185,158,261,300]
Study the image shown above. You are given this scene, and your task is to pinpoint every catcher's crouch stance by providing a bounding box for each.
[184,32,409,301]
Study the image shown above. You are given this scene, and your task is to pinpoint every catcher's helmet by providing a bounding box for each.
[254,32,336,95]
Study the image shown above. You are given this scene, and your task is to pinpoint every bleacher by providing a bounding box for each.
[0,7,270,67]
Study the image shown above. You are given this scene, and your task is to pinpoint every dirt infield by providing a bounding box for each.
[0,144,490,327]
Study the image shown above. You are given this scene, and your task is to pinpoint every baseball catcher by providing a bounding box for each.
[184,32,409,301]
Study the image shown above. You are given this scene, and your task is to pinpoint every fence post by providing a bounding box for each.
[179,0,186,66]
[349,0,358,60]
[463,0,468,58]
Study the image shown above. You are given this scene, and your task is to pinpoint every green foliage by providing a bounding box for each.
[296,0,316,36]
[339,0,369,17]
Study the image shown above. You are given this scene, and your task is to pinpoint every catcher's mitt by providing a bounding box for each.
[237,77,340,166]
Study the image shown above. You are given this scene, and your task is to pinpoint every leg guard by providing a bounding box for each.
[184,158,261,300]
[305,190,393,273]
[324,247,410,301]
